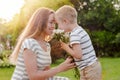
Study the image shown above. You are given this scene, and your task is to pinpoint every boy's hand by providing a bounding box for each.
[60,41,69,51]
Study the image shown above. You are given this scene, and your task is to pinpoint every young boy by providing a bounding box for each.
[55,5,102,80]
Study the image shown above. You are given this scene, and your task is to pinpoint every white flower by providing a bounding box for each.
[53,29,64,34]
[64,32,70,38]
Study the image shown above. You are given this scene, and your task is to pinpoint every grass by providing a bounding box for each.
[100,58,120,80]
[0,58,120,80]
[0,67,14,80]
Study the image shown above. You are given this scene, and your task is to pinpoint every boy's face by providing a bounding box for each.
[55,18,68,32]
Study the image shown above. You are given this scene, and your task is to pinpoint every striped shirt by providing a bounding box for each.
[11,38,52,80]
[11,38,69,80]
[70,26,97,70]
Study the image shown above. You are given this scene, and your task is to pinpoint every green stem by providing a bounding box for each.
[69,56,80,80]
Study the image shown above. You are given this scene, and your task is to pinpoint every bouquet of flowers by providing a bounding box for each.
[52,29,80,80]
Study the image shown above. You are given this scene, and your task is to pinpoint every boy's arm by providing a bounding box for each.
[61,42,82,59]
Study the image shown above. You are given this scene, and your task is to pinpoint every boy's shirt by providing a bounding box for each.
[69,26,97,70]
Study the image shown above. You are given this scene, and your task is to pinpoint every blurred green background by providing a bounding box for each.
[0,0,120,80]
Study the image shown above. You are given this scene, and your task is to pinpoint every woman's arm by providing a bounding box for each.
[23,49,75,80]
[61,42,82,59]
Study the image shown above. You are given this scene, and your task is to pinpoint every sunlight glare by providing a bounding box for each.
[0,0,25,22]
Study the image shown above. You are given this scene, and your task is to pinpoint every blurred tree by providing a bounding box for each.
[70,0,120,33]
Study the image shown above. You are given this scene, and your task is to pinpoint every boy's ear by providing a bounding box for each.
[63,19,68,24]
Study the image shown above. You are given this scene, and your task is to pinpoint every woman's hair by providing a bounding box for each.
[55,5,77,24]
[10,7,54,63]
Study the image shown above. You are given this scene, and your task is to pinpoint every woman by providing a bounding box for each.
[10,7,75,80]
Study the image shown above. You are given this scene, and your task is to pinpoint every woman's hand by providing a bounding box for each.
[57,57,76,72]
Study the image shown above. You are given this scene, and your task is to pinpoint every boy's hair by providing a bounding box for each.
[55,5,77,24]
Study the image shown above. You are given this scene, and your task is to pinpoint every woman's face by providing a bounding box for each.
[45,13,55,35]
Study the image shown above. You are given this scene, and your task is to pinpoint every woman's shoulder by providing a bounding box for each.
[23,38,36,43]
[21,38,40,51]
[22,38,37,47]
